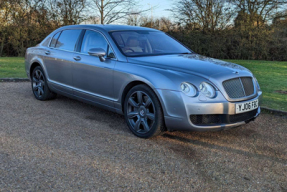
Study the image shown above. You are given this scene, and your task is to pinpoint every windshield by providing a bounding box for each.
[110,31,191,57]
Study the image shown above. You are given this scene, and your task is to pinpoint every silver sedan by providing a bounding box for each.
[25,24,262,138]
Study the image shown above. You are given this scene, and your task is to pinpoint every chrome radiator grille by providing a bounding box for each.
[223,77,254,99]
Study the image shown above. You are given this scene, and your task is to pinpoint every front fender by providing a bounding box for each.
[113,61,211,115]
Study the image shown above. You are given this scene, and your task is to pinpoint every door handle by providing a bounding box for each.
[73,56,81,61]
[45,51,50,55]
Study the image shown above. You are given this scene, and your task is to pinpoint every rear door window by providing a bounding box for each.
[55,30,82,51]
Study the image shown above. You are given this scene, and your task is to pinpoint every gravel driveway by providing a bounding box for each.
[0,82,286,191]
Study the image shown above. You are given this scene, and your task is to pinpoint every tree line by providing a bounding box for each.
[0,0,286,60]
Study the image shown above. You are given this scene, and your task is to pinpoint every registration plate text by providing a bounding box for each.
[236,99,258,114]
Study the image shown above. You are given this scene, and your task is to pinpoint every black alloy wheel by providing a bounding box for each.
[31,66,56,100]
[124,84,165,138]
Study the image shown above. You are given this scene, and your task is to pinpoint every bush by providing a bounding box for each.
[168,24,287,61]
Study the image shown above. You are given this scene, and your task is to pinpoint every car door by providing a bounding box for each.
[72,29,116,108]
[44,29,83,95]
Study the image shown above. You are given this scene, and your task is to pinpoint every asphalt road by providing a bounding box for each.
[0,82,286,191]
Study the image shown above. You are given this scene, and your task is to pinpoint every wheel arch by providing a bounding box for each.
[30,62,41,78]
[120,80,167,119]
[28,56,49,81]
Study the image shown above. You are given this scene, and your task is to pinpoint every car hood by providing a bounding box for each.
[128,54,252,79]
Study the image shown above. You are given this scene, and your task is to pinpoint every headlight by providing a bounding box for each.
[254,77,260,90]
[180,82,197,97]
[199,82,216,98]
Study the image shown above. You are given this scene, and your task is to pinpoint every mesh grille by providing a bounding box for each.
[190,115,221,125]
[229,109,258,123]
[223,77,254,99]
[223,78,245,98]
[190,109,258,125]
[241,77,254,96]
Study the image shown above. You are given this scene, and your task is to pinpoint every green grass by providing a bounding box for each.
[225,60,287,112]
[0,57,26,78]
[1,57,286,111]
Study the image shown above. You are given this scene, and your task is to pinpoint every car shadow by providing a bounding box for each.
[160,132,286,164]
[20,89,287,165]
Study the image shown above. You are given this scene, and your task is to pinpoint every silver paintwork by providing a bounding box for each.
[88,48,106,57]
[25,24,262,131]
[88,48,106,61]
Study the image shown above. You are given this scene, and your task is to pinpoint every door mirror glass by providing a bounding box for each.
[88,48,106,61]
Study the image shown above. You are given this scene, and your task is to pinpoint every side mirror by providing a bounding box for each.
[88,48,106,62]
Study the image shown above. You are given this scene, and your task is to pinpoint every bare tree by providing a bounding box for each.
[170,0,235,32]
[91,0,148,24]
[136,16,176,32]
[231,0,287,26]
[47,0,87,25]
[0,1,12,56]
[127,13,141,26]
[0,0,42,56]
[0,0,91,56]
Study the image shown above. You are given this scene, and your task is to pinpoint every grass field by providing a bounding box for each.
[225,60,287,112]
[0,57,27,78]
[0,57,286,111]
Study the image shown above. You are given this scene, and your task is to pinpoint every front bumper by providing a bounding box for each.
[156,89,262,131]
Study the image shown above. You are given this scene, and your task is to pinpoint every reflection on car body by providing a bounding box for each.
[25,24,262,138]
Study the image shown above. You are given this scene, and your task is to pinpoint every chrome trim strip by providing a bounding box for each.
[190,121,246,129]
[48,80,117,102]
[239,77,246,96]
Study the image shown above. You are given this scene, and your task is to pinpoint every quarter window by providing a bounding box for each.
[81,30,108,54]
[49,32,61,48]
[55,30,82,51]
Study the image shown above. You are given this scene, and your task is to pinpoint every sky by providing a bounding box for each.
[138,0,173,19]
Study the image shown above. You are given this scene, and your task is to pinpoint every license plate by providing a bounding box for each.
[236,99,258,114]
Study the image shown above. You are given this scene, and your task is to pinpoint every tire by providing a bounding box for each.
[124,84,165,138]
[31,66,57,101]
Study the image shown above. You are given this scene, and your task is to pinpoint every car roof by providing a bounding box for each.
[59,24,160,32]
